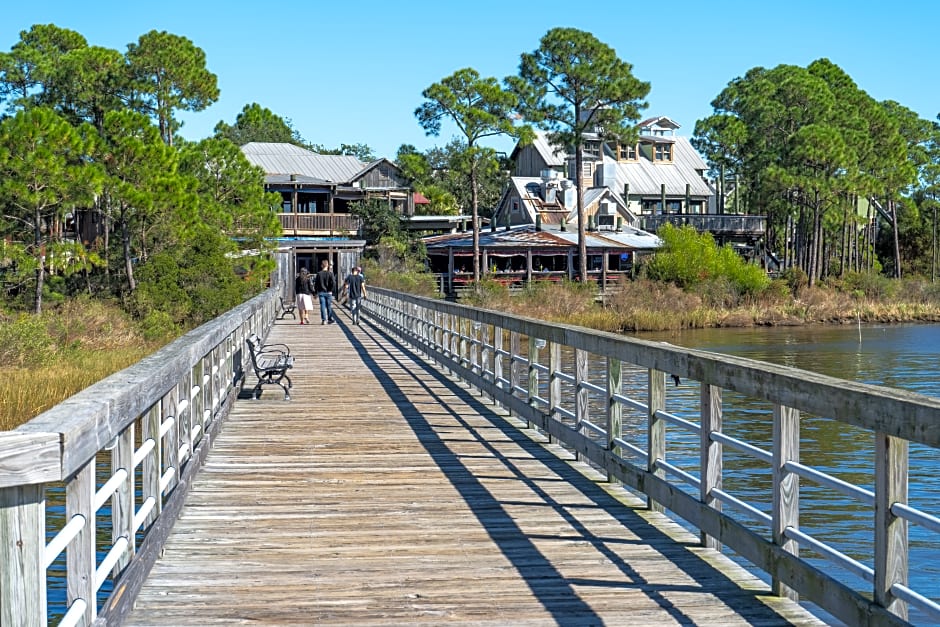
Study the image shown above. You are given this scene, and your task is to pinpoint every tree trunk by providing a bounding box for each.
[891,198,901,279]
[470,161,480,284]
[33,210,44,315]
[575,146,587,283]
[121,209,136,293]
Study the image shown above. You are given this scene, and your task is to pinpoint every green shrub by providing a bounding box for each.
[0,314,55,367]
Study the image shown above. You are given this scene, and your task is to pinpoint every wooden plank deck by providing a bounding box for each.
[125,310,825,626]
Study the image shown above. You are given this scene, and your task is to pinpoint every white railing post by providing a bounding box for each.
[647,369,666,513]
[509,331,521,417]
[772,404,799,601]
[113,424,135,575]
[0,483,47,625]
[527,336,542,431]
[493,326,504,408]
[606,357,622,483]
[575,349,589,462]
[548,340,561,444]
[875,432,908,620]
[67,460,96,624]
[700,384,722,550]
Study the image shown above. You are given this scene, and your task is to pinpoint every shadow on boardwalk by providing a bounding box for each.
[126,313,822,626]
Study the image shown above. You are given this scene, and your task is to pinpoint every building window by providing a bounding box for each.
[618,144,637,161]
[512,200,520,214]
[582,161,593,178]
[583,141,601,159]
[597,214,615,227]
[655,144,674,162]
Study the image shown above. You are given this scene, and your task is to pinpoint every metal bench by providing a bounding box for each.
[278,296,297,320]
[245,333,294,400]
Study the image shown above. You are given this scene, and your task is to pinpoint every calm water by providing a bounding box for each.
[636,322,940,624]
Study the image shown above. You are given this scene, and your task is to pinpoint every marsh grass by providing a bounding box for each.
[0,297,164,430]
[0,347,152,431]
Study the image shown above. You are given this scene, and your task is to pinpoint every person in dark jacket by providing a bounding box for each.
[313,259,337,324]
[294,267,314,325]
[343,266,367,325]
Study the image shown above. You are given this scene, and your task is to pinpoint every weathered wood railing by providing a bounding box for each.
[365,286,940,627]
[0,286,281,626]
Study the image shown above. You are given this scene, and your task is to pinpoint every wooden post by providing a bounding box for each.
[700,384,722,550]
[607,357,622,483]
[875,432,908,620]
[526,249,533,285]
[0,484,46,625]
[481,323,492,399]
[509,331,521,417]
[113,424,135,574]
[142,403,162,527]
[548,340,561,444]
[494,326,504,408]
[772,404,799,601]
[647,369,666,512]
[67,461,96,625]
[163,384,181,494]
[575,349,589,462]
[448,248,454,295]
[527,335,539,429]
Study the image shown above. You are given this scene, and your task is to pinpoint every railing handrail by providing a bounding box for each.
[365,286,940,626]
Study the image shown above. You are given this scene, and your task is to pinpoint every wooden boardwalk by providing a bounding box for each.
[126,311,824,626]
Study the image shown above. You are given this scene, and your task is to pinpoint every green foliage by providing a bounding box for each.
[0,313,55,367]
[692,59,920,284]
[507,27,650,281]
[213,103,303,146]
[125,30,219,145]
[647,224,770,297]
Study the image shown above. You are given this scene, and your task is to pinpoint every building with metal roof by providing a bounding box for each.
[241,142,415,284]
[424,222,661,295]
[495,116,765,250]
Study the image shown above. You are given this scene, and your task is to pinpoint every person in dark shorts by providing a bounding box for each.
[314,259,337,324]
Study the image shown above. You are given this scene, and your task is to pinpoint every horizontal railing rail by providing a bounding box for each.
[641,213,766,236]
[364,286,940,627]
[0,285,282,626]
[277,212,361,235]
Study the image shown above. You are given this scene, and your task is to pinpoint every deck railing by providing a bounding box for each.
[365,286,940,627]
[641,213,766,237]
[277,212,361,235]
[0,286,282,626]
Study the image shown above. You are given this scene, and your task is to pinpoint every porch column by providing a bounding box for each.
[448,248,454,295]
[291,185,299,237]
[482,249,489,276]
[567,250,574,281]
[525,249,533,285]
[601,250,608,292]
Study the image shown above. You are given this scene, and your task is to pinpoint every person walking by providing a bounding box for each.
[343,266,368,325]
[294,267,314,325]
[314,259,337,324]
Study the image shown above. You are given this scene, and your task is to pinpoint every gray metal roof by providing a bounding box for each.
[608,136,714,198]
[530,131,566,167]
[241,142,368,184]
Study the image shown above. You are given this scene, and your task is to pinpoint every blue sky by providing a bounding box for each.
[3,1,938,160]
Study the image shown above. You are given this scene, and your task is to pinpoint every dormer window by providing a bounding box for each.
[654,143,673,162]
[618,144,638,161]
[583,140,601,159]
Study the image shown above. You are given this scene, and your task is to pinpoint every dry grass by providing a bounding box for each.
[0,348,152,431]
[0,298,161,430]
